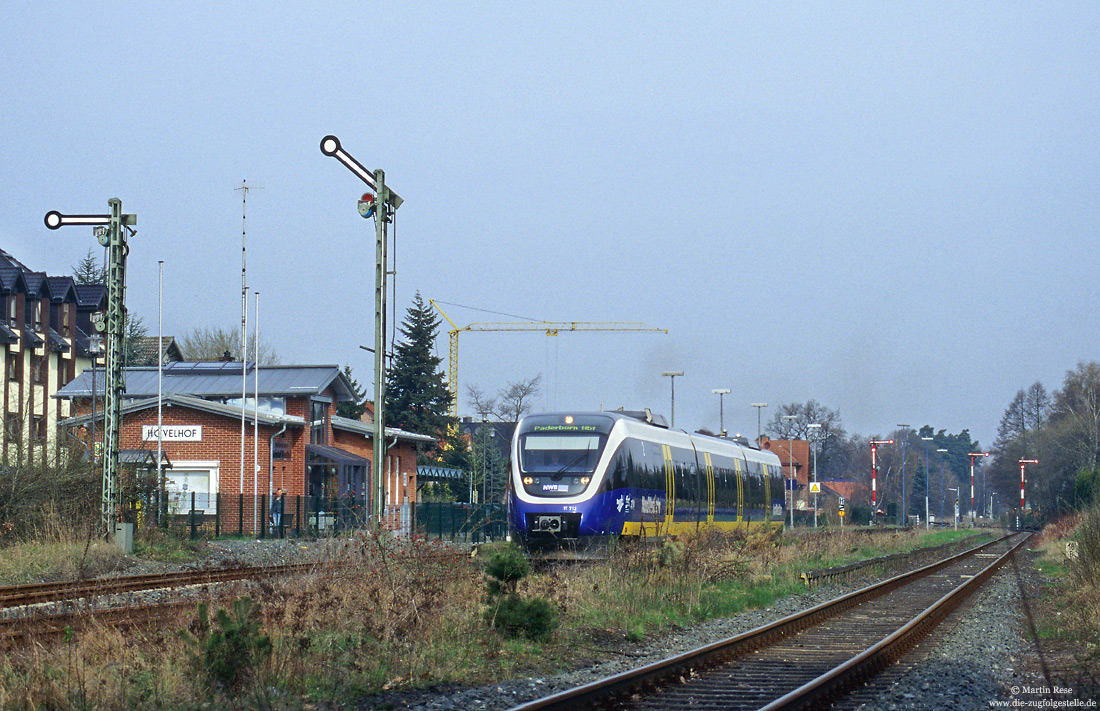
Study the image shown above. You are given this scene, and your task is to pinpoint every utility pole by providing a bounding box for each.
[662,371,683,428]
[46,201,135,544]
[751,403,767,442]
[783,414,797,528]
[967,452,990,524]
[712,388,730,436]
[321,135,403,524]
[897,424,909,526]
[808,422,821,528]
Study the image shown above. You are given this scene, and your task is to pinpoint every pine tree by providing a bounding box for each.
[72,248,107,284]
[336,365,367,420]
[385,293,455,453]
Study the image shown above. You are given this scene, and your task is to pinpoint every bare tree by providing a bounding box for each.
[467,375,542,422]
[179,325,281,365]
[465,383,497,420]
[496,375,542,422]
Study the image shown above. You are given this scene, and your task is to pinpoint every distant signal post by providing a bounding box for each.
[869,439,893,518]
[45,201,136,545]
[320,135,402,526]
[1019,459,1038,511]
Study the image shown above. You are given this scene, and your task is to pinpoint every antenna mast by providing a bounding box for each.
[236,180,263,500]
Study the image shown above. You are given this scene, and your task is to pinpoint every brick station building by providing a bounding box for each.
[56,361,435,534]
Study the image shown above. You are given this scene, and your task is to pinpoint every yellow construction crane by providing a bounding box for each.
[429,299,667,418]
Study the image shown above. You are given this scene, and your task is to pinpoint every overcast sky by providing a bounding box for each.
[3,2,1097,448]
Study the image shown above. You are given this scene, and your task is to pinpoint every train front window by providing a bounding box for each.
[520,434,604,475]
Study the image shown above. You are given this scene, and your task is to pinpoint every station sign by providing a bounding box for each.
[142,425,202,442]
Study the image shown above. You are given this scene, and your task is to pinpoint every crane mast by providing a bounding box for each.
[429,300,666,419]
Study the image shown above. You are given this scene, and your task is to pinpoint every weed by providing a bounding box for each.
[181,597,272,693]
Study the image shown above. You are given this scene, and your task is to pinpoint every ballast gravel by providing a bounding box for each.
[357,550,1058,711]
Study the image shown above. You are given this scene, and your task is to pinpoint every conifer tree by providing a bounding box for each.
[385,293,469,472]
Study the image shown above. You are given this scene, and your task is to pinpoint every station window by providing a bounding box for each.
[310,400,329,445]
[273,433,290,460]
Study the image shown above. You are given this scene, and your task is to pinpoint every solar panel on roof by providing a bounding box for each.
[164,361,254,376]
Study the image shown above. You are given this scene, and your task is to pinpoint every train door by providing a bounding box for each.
[702,452,715,524]
[661,444,674,532]
[733,456,745,525]
[762,462,772,526]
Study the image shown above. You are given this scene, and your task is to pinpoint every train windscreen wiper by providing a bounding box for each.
[551,443,594,478]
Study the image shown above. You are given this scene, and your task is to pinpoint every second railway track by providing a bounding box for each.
[511,531,1032,711]
[0,561,317,610]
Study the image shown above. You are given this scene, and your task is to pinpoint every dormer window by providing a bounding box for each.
[7,297,15,326]
[33,301,42,331]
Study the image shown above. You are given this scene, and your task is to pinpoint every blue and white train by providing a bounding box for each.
[508,410,786,554]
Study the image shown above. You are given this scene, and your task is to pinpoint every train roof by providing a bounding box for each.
[519,410,779,464]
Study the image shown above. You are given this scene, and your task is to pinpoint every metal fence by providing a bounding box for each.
[415,502,507,543]
[135,493,504,543]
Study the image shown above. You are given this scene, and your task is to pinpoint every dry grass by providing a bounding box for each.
[1030,510,1100,699]
[0,508,127,586]
[0,526,986,708]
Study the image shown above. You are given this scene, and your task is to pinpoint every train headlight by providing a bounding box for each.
[523,477,534,485]
[580,477,590,485]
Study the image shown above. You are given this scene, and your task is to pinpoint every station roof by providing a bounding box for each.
[331,414,437,445]
[60,393,308,429]
[55,362,357,402]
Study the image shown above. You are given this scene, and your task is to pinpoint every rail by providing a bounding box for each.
[798,533,984,587]
[508,532,1027,711]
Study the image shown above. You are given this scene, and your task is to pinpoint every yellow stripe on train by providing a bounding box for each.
[621,520,782,536]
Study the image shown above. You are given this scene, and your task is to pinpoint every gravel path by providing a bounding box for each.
[357,546,1065,711]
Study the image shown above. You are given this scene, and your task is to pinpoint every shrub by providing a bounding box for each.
[481,542,559,640]
[483,542,529,595]
[486,594,558,641]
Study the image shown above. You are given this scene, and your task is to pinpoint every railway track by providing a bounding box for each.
[509,531,1031,711]
[0,561,321,649]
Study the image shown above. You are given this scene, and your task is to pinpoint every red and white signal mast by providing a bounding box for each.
[869,439,894,517]
[1019,459,1038,511]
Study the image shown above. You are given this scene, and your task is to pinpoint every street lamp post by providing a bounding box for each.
[937,448,949,523]
[712,389,730,436]
[897,424,909,527]
[869,439,894,523]
[783,415,797,528]
[921,436,933,528]
[751,403,768,442]
[808,423,821,528]
[947,487,958,529]
[662,371,683,428]
[967,452,990,524]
